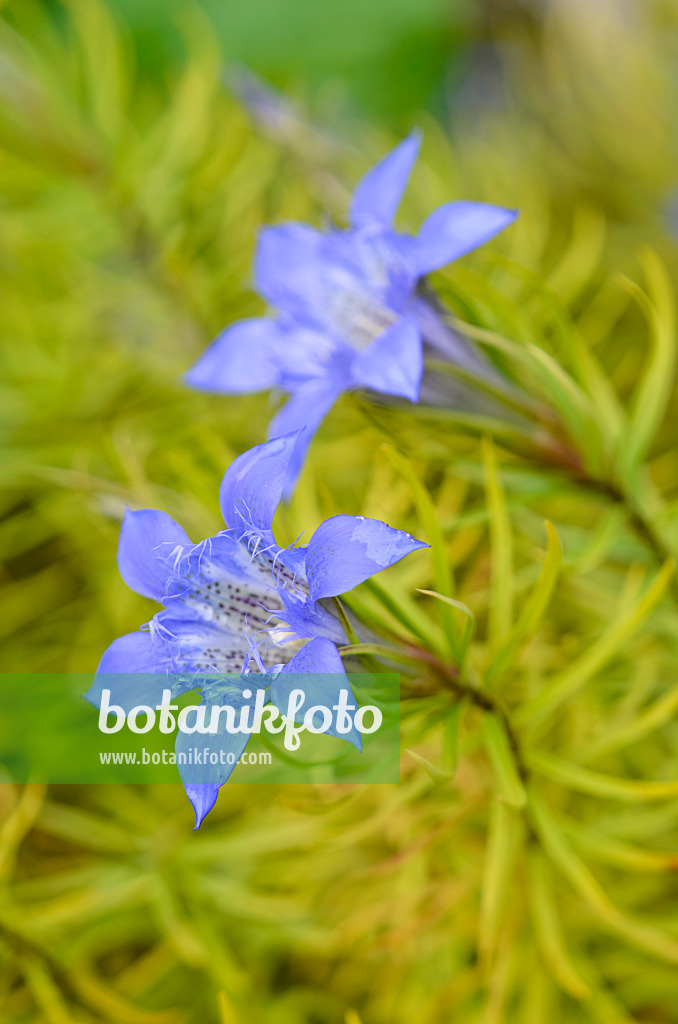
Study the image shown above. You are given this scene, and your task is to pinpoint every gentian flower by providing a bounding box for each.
[186,133,518,491]
[88,434,426,826]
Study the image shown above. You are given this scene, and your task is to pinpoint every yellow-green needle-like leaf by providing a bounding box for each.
[484,520,561,688]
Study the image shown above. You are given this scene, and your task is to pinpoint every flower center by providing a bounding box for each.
[326,295,397,351]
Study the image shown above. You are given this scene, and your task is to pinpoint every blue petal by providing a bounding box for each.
[177,713,253,827]
[268,381,343,499]
[184,784,220,830]
[254,223,324,316]
[349,133,421,228]
[271,637,362,751]
[87,638,195,711]
[351,316,423,401]
[219,434,298,540]
[304,515,428,600]
[278,636,345,674]
[94,631,169,676]
[184,318,283,393]
[276,589,347,644]
[413,201,518,275]
[118,508,192,601]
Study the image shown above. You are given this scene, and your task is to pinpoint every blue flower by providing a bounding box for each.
[88,434,426,826]
[186,133,518,492]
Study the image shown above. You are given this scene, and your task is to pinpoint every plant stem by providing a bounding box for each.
[571,473,678,604]
[497,426,678,604]
[361,641,529,783]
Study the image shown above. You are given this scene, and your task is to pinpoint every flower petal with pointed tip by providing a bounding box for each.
[351,316,422,401]
[278,635,346,674]
[304,515,428,601]
[413,201,518,276]
[184,784,220,830]
[219,433,298,540]
[350,132,421,228]
[94,631,167,676]
[268,381,343,498]
[185,318,283,393]
[178,709,253,827]
[271,637,362,751]
[118,509,192,602]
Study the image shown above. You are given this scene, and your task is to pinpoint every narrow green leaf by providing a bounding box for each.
[569,506,625,574]
[577,679,678,761]
[405,748,454,783]
[67,0,126,144]
[68,966,177,1024]
[483,437,513,649]
[362,577,445,651]
[441,263,544,348]
[0,784,46,881]
[479,799,521,964]
[446,310,601,460]
[517,558,675,728]
[528,789,678,964]
[338,643,428,669]
[528,750,678,803]
[520,951,556,1023]
[481,714,526,808]
[415,590,473,618]
[546,204,606,307]
[504,231,626,446]
[404,404,532,444]
[525,344,604,469]
[568,826,678,873]
[492,245,624,440]
[20,953,80,1024]
[616,250,677,486]
[443,700,464,773]
[527,849,591,999]
[485,521,561,687]
[382,444,459,660]
[528,788,628,920]
[218,991,239,1024]
[331,597,361,645]
[416,589,475,664]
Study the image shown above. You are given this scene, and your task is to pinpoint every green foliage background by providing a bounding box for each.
[4,0,678,1021]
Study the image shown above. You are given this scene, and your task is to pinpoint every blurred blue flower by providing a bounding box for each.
[89,434,426,826]
[187,133,518,491]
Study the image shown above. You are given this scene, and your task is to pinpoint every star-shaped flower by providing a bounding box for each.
[186,133,518,492]
[87,434,426,826]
